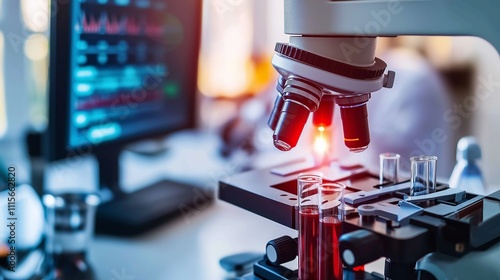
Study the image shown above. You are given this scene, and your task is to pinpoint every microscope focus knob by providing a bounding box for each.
[339,229,383,268]
[266,236,298,265]
[385,258,417,280]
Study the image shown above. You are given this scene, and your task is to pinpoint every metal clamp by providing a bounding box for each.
[404,188,466,204]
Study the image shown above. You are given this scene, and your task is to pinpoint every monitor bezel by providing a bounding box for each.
[45,0,201,162]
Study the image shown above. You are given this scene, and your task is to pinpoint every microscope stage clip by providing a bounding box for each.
[358,201,423,223]
[404,188,466,204]
[344,182,410,205]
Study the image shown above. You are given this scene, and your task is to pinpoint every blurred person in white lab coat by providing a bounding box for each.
[331,45,455,179]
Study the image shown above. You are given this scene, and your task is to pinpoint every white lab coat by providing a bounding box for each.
[331,48,454,179]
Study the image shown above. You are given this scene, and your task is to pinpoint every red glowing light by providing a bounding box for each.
[314,128,328,156]
[314,135,328,154]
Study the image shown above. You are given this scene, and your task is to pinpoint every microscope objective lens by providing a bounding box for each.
[339,103,370,153]
[274,139,292,151]
[273,101,311,151]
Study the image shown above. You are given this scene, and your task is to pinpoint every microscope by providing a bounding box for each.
[220,0,500,279]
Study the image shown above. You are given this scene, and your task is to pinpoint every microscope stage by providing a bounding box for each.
[219,161,383,229]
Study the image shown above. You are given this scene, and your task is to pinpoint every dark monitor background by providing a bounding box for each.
[46,0,205,235]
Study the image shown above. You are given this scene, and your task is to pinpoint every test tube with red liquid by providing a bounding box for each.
[318,183,345,280]
[297,174,322,280]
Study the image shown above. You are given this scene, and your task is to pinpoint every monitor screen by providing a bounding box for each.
[47,0,200,159]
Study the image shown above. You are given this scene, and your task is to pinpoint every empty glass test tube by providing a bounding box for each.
[379,153,400,184]
[318,183,345,280]
[297,174,322,280]
[410,155,437,196]
[43,193,100,280]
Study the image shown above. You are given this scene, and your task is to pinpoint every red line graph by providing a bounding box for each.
[78,11,162,36]
[126,16,141,35]
[105,14,122,34]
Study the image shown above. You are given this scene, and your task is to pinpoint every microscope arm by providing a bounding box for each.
[284,0,500,52]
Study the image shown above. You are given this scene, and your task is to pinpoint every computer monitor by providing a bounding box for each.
[46,0,205,235]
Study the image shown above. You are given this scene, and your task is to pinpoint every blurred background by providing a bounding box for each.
[0,1,499,278]
[1,0,499,186]
[0,0,500,184]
